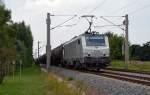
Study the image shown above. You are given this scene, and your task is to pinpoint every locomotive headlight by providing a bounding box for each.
[102,49,109,57]
[83,52,91,57]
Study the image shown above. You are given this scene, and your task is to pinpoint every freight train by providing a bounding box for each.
[49,32,110,70]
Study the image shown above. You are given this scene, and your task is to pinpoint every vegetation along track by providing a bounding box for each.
[78,69,150,86]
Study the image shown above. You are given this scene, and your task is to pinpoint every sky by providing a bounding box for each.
[3,0,150,57]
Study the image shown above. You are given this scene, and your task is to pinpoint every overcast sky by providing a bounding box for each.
[4,0,150,56]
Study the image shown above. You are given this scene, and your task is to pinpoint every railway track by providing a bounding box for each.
[106,68,150,75]
[41,64,150,86]
[80,69,150,86]
[101,69,150,81]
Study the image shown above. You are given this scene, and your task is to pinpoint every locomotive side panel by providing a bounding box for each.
[63,37,84,66]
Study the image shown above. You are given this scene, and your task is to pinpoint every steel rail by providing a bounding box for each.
[101,69,150,81]
[79,69,150,86]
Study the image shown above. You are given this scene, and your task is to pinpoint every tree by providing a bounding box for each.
[105,32,124,60]
[12,22,33,66]
[0,5,17,84]
[130,44,141,60]
[140,41,150,61]
[0,5,11,26]
[130,41,150,61]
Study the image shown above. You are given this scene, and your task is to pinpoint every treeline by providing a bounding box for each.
[105,32,150,61]
[130,42,150,61]
[0,5,33,83]
[0,5,33,66]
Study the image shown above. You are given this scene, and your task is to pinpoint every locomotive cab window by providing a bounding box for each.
[85,35,105,46]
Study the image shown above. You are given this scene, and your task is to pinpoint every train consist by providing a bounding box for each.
[39,32,110,70]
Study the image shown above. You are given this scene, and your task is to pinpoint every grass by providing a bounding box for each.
[46,72,92,95]
[47,74,80,95]
[108,60,150,73]
[0,65,88,95]
[0,66,49,95]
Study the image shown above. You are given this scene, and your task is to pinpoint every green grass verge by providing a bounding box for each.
[108,60,150,73]
[0,66,86,95]
[0,66,49,95]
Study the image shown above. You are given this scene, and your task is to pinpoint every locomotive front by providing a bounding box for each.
[82,33,110,69]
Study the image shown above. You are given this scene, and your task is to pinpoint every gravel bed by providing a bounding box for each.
[49,66,150,95]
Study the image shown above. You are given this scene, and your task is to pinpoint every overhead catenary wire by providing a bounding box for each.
[98,16,124,18]
[50,17,82,30]
[53,18,83,45]
[94,24,123,28]
[59,18,83,32]
[48,13,127,37]
[50,15,77,30]
[51,14,77,17]
[54,24,77,28]
[99,16,125,30]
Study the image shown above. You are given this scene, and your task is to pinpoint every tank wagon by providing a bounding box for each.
[51,32,110,70]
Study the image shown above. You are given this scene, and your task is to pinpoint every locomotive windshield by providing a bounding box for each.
[85,35,105,46]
